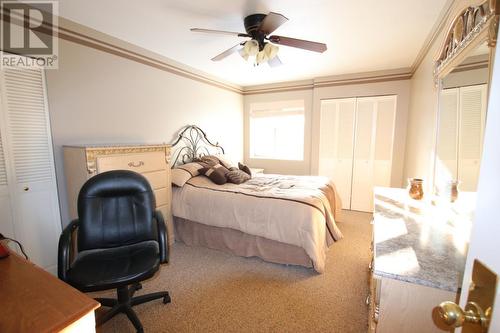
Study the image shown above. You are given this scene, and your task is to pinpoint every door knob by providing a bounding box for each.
[432,301,491,331]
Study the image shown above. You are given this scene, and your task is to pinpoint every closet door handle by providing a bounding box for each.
[128,161,144,168]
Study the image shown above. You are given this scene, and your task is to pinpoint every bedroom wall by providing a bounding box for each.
[46,38,244,226]
[243,79,410,187]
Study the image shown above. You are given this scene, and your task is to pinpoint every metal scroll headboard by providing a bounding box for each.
[170,125,225,167]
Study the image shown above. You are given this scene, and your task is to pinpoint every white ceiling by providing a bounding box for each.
[58,0,448,87]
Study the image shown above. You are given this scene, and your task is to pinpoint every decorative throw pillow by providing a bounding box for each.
[226,169,251,184]
[238,162,252,177]
[198,164,229,185]
[194,155,220,167]
[177,162,205,177]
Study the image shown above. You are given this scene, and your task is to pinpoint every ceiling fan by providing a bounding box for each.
[190,12,327,67]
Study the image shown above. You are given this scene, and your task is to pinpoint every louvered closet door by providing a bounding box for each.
[318,98,356,209]
[0,129,15,243]
[0,67,61,273]
[458,84,487,191]
[351,98,376,212]
[351,96,396,212]
[436,88,459,189]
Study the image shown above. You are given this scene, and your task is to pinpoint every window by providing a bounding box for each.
[249,100,305,161]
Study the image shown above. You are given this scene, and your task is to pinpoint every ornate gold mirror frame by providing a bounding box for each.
[434,0,499,84]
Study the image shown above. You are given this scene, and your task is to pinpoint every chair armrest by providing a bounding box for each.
[154,210,169,264]
[58,219,79,281]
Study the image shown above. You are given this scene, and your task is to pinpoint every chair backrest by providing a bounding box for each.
[77,170,157,251]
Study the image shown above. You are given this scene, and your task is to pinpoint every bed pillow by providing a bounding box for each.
[238,162,252,177]
[226,169,251,184]
[198,163,229,185]
[171,162,204,187]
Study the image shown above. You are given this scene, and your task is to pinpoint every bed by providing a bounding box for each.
[170,125,343,273]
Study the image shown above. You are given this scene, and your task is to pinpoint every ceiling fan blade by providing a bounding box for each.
[191,28,249,37]
[269,35,327,53]
[268,56,283,68]
[211,44,242,61]
[259,12,288,35]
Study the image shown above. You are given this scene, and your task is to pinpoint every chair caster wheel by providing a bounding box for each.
[163,294,171,304]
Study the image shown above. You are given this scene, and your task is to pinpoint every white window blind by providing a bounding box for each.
[250,100,305,161]
[2,68,53,183]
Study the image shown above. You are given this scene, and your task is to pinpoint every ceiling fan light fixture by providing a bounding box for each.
[263,43,279,60]
[243,40,259,56]
[256,50,273,65]
[238,48,249,61]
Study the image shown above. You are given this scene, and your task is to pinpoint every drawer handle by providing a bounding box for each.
[128,161,144,168]
[365,294,371,306]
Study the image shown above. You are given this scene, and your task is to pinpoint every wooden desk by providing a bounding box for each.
[0,252,99,333]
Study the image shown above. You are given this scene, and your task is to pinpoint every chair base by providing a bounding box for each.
[95,283,170,333]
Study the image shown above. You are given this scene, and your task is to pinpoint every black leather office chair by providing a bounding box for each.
[58,170,170,333]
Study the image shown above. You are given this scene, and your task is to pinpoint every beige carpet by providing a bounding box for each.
[94,210,373,333]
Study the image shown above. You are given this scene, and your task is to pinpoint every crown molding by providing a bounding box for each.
[54,17,244,94]
[410,0,456,74]
[242,68,413,95]
[2,1,455,96]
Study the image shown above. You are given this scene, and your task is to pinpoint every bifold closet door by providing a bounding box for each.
[351,96,396,212]
[318,98,356,209]
[436,88,459,189]
[458,84,487,191]
[0,67,61,273]
[0,131,15,243]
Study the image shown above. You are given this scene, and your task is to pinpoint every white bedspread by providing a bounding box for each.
[172,173,343,273]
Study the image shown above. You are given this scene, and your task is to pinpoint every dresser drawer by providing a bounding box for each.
[154,187,168,207]
[96,152,166,174]
[143,170,168,190]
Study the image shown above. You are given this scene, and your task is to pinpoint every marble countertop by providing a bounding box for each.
[373,187,475,292]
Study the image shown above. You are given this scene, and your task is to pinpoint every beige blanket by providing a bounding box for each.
[172,174,343,273]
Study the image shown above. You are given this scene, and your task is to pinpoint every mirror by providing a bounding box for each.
[434,40,490,195]
[433,0,499,200]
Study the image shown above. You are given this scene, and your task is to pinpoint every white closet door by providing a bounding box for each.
[373,97,396,190]
[319,98,356,209]
[458,84,487,191]
[0,67,61,273]
[436,88,459,190]
[351,96,396,212]
[0,130,15,244]
[351,98,376,212]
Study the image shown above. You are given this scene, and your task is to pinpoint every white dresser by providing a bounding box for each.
[63,144,173,244]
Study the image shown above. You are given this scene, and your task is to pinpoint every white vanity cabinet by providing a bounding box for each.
[368,187,473,332]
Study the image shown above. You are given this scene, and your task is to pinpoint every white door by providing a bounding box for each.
[351,98,376,211]
[453,48,500,331]
[0,66,61,273]
[351,96,396,212]
[319,98,356,209]
[0,130,15,244]
[436,88,459,190]
[457,84,487,191]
